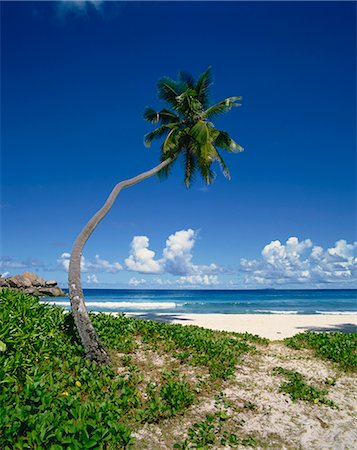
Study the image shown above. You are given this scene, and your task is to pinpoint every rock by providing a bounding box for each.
[7,275,32,288]
[21,272,40,284]
[38,287,64,297]
[1,272,65,297]
[0,278,9,288]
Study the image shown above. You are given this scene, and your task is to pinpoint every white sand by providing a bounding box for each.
[127,313,357,339]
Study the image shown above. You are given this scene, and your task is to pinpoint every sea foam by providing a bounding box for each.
[41,300,177,310]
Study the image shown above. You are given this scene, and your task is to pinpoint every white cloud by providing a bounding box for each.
[162,229,196,275]
[153,278,174,286]
[58,253,122,273]
[241,237,357,286]
[90,255,122,273]
[177,275,219,286]
[1,271,10,278]
[125,236,162,274]
[125,229,223,276]
[86,274,99,284]
[128,277,147,287]
[56,1,103,18]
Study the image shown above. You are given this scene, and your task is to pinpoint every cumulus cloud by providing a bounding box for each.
[162,229,197,275]
[86,274,99,284]
[128,277,147,287]
[240,237,357,286]
[125,229,223,276]
[177,275,219,286]
[153,275,219,287]
[125,236,162,274]
[58,253,122,273]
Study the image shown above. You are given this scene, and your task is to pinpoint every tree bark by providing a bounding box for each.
[68,158,173,364]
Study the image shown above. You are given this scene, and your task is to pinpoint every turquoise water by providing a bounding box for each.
[43,289,357,315]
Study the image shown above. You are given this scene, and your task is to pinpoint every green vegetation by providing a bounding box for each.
[92,312,268,380]
[273,367,336,407]
[0,290,264,449]
[144,67,243,187]
[285,331,357,372]
[173,412,257,449]
[0,290,134,449]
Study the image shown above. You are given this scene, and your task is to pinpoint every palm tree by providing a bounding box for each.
[68,67,243,364]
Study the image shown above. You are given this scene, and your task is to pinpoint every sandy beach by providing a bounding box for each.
[127,313,357,340]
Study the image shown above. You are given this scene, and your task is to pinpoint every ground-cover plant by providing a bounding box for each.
[0,290,135,449]
[0,290,265,449]
[272,367,336,407]
[92,313,267,380]
[285,331,357,372]
[137,370,196,423]
[173,412,257,449]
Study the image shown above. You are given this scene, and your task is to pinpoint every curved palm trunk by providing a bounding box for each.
[68,158,173,364]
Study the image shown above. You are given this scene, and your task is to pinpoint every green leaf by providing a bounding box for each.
[143,107,159,124]
[204,96,242,119]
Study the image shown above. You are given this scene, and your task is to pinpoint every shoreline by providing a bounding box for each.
[125,312,357,340]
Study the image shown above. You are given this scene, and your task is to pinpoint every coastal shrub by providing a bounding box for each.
[272,367,335,407]
[0,290,135,449]
[285,331,357,372]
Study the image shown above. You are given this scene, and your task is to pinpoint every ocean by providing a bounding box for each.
[43,289,357,315]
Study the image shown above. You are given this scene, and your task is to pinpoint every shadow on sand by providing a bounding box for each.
[295,323,357,334]
[127,313,193,324]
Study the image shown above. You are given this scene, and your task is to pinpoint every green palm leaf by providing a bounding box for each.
[179,71,195,88]
[212,147,231,179]
[214,130,243,152]
[143,107,160,124]
[195,66,213,108]
[157,77,182,110]
[157,109,180,124]
[204,96,242,119]
[144,124,176,148]
[144,67,243,187]
[183,149,197,188]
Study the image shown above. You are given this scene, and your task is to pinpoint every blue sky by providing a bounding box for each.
[1,1,356,289]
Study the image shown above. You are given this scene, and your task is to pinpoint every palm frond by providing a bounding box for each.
[179,71,195,88]
[175,89,203,117]
[144,124,175,148]
[162,127,187,155]
[143,107,160,124]
[157,77,183,110]
[212,147,231,179]
[214,130,243,153]
[183,148,197,188]
[204,96,242,119]
[189,120,212,162]
[197,160,215,185]
[144,67,243,188]
[189,120,209,146]
[196,66,213,108]
[157,109,180,124]
[157,152,177,180]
